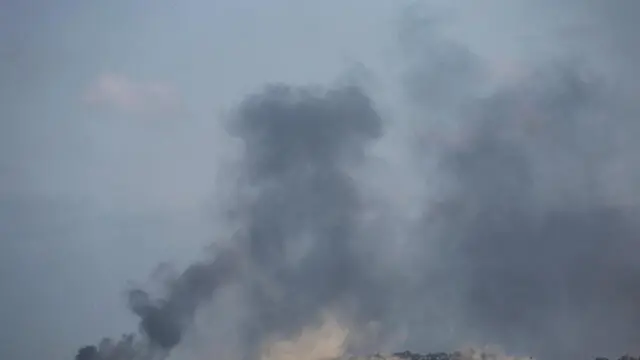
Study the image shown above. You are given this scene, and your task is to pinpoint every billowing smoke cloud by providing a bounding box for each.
[127,251,240,349]
[227,84,386,356]
[391,3,640,359]
[74,83,385,360]
[75,2,640,360]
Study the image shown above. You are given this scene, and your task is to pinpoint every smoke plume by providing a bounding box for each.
[260,313,350,360]
[75,2,640,360]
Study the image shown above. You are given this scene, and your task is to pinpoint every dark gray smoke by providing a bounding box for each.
[228,84,384,355]
[75,3,640,360]
[393,3,640,359]
[74,83,385,359]
[126,249,241,349]
[409,67,640,359]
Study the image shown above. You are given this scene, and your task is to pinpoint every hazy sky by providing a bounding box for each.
[3,2,640,360]
[0,1,402,358]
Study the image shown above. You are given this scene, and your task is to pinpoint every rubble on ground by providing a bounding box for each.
[338,351,640,360]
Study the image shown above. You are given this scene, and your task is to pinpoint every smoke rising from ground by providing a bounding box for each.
[76,2,640,360]
[260,313,350,360]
